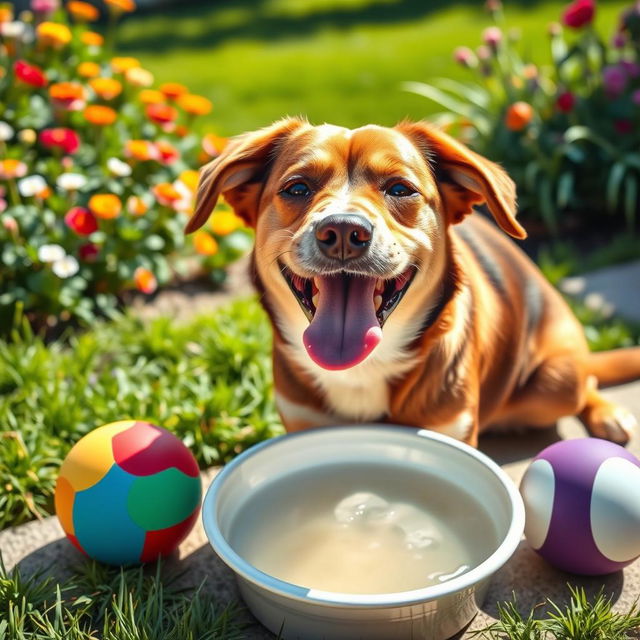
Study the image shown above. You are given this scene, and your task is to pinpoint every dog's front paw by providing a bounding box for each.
[582,404,637,444]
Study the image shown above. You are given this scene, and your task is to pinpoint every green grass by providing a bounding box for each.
[0,556,244,640]
[115,0,629,135]
[0,298,282,530]
[473,586,640,639]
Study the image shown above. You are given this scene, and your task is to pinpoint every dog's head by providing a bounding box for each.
[186,118,524,371]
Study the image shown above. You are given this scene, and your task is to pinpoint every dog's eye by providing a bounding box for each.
[282,182,311,197]
[386,182,416,198]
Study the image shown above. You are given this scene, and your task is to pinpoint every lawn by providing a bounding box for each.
[116,0,629,135]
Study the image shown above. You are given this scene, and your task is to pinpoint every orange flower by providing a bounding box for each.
[84,105,117,125]
[126,195,148,216]
[78,61,101,78]
[68,1,99,21]
[49,82,86,110]
[193,231,218,256]
[505,102,534,131]
[177,93,212,116]
[110,57,139,73]
[106,0,136,12]
[89,77,122,100]
[89,194,122,219]
[81,31,103,46]
[0,159,28,180]
[146,103,178,124]
[0,5,14,22]
[152,182,181,206]
[36,22,72,47]
[138,89,165,105]
[125,66,153,87]
[178,170,199,193]
[210,211,242,236]
[134,267,157,294]
[125,139,157,161]
[202,133,228,157]
[160,82,188,100]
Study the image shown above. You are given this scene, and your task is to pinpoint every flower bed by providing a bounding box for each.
[406,0,640,235]
[0,0,252,335]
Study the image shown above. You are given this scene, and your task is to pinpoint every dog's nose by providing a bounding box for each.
[315,214,373,261]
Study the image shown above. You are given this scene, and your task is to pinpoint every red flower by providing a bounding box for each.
[145,103,178,124]
[556,91,576,112]
[65,206,98,235]
[14,60,47,88]
[39,128,80,154]
[562,0,595,29]
[78,242,100,261]
[614,119,633,135]
[155,140,180,164]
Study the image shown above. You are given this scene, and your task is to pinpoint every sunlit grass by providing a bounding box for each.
[117,0,629,135]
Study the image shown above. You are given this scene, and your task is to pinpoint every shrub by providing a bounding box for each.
[406,0,640,235]
[0,0,252,335]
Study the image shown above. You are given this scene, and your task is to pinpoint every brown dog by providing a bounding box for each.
[186,118,640,447]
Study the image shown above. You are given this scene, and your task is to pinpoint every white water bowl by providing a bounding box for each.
[202,426,524,640]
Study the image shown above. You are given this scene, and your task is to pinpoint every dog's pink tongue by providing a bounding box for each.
[303,274,382,370]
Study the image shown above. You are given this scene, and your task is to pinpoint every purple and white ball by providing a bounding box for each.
[520,438,640,575]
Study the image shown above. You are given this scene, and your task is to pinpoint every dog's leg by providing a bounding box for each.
[578,375,637,444]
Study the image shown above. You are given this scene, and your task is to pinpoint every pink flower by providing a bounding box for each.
[31,0,59,11]
[39,128,81,154]
[453,46,476,68]
[602,65,627,96]
[556,91,576,112]
[620,60,640,78]
[612,31,627,48]
[632,89,640,105]
[482,26,503,50]
[562,0,595,29]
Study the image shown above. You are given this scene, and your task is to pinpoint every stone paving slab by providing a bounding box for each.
[2,381,639,639]
[560,260,640,323]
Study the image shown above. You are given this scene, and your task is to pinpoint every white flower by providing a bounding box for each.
[173,179,193,213]
[17,175,47,197]
[56,172,87,191]
[0,21,26,39]
[52,255,79,278]
[38,243,65,263]
[107,157,132,177]
[0,122,14,141]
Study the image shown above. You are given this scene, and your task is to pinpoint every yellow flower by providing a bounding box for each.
[105,0,136,12]
[81,31,103,47]
[0,159,28,180]
[138,89,165,105]
[89,77,122,100]
[110,56,140,73]
[194,231,218,256]
[177,93,212,116]
[36,22,72,48]
[178,170,199,193]
[202,133,228,157]
[160,82,188,100]
[84,105,117,125]
[78,61,100,78]
[125,66,153,87]
[89,194,122,219]
[67,1,99,21]
[210,210,242,236]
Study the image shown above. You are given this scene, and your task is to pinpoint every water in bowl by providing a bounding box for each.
[228,461,497,594]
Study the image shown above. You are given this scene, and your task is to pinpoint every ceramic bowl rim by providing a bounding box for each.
[202,425,525,608]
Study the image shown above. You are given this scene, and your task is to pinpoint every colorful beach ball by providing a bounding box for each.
[55,420,201,565]
[520,438,640,575]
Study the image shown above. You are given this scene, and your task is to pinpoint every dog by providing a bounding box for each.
[186,118,640,447]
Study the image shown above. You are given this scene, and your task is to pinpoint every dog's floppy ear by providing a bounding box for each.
[185,117,307,233]
[396,121,526,239]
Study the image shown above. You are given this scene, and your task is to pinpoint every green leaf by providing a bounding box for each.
[607,162,627,214]
[556,172,574,210]
[401,81,477,119]
[623,174,638,231]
